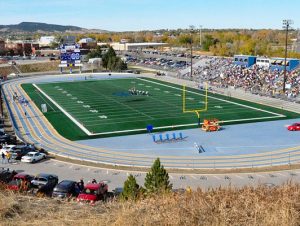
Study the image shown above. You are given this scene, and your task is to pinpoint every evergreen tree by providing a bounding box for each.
[106,46,117,58]
[107,56,116,71]
[121,174,140,201]
[144,158,172,194]
[102,47,127,71]
[102,53,109,69]
[87,46,102,59]
[115,57,128,71]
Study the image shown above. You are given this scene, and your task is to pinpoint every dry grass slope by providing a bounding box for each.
[0,67,15,76]
[1,183,300,226]
[0,62,59,76]
[18,62,59,73]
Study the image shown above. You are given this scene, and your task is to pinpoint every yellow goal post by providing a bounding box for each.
[182,83,208,126]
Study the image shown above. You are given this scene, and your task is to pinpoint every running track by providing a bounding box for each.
[3,73,300,169]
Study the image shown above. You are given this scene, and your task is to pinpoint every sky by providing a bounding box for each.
[0,0,299,31]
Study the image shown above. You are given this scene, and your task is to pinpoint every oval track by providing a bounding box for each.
[3,74,300,169]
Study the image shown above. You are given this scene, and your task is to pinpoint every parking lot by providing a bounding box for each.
[1,159,300,192]
[122,50,203,72]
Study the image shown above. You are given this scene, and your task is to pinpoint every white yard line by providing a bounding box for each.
[34,78,285,136]
[33,84,93,136]
[85,115,283,135]
[137,78,285,117]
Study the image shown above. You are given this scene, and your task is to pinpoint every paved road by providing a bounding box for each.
[1,159,299,191]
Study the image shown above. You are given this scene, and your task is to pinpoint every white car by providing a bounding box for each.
[0,145,16,155]
[21,152,46,163]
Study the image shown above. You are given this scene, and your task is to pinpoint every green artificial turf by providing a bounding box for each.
[22,77,300,140]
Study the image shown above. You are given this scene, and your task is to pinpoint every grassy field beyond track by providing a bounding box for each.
[22,77,300,140]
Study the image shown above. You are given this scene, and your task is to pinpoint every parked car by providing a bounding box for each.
[10,145,35,160]
[7,173,34,191]
[287,123,300,131]
[77,182,108,204]
[52,180,80,199]
[21,151,46,163]
[0,168,17,184]
[31,173,58,196]
[112,187,123,197]
[0,134,13,143]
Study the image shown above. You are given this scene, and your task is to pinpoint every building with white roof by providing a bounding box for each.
[97,42,167,51]
[39,36,55,46]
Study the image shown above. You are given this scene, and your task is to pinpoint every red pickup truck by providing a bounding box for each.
[77,182,108,205]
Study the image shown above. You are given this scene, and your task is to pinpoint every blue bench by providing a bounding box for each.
[152,132,186,143]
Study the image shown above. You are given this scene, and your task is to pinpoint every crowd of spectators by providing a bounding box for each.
[179,57,300,101]
[123,49,300,101]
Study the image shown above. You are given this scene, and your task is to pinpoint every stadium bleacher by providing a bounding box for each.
[178,56,300,101]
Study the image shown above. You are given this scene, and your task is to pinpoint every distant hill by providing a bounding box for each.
[0,22,107,33]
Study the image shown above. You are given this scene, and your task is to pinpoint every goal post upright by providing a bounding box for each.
[182,83,208,126]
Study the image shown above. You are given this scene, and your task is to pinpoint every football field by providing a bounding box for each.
[22,77,299,140]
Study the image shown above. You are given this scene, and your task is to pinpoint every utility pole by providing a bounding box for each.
[282,19,293,93]
[189,25,195,78]
[0,82,2,118]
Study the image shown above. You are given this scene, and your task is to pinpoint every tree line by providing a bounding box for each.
[75,29,300,58]
[5,29,298,59]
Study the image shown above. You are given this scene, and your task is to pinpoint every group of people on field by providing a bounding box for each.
[128,87,149,96]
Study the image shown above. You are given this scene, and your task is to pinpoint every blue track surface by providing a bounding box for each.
[4,73,300,169]
[76,118,300,157]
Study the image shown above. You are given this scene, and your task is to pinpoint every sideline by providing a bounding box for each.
[33,76,285,136]
[33,83,93,135]
[137,77,285,117]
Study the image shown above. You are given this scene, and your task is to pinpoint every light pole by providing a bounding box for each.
[199,25,202,49]
[0,81,3,118]
[186,54,188,69]
[282,19,293,93]
[189,25,195,78]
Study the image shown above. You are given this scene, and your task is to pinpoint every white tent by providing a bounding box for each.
[8,73,17,77]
